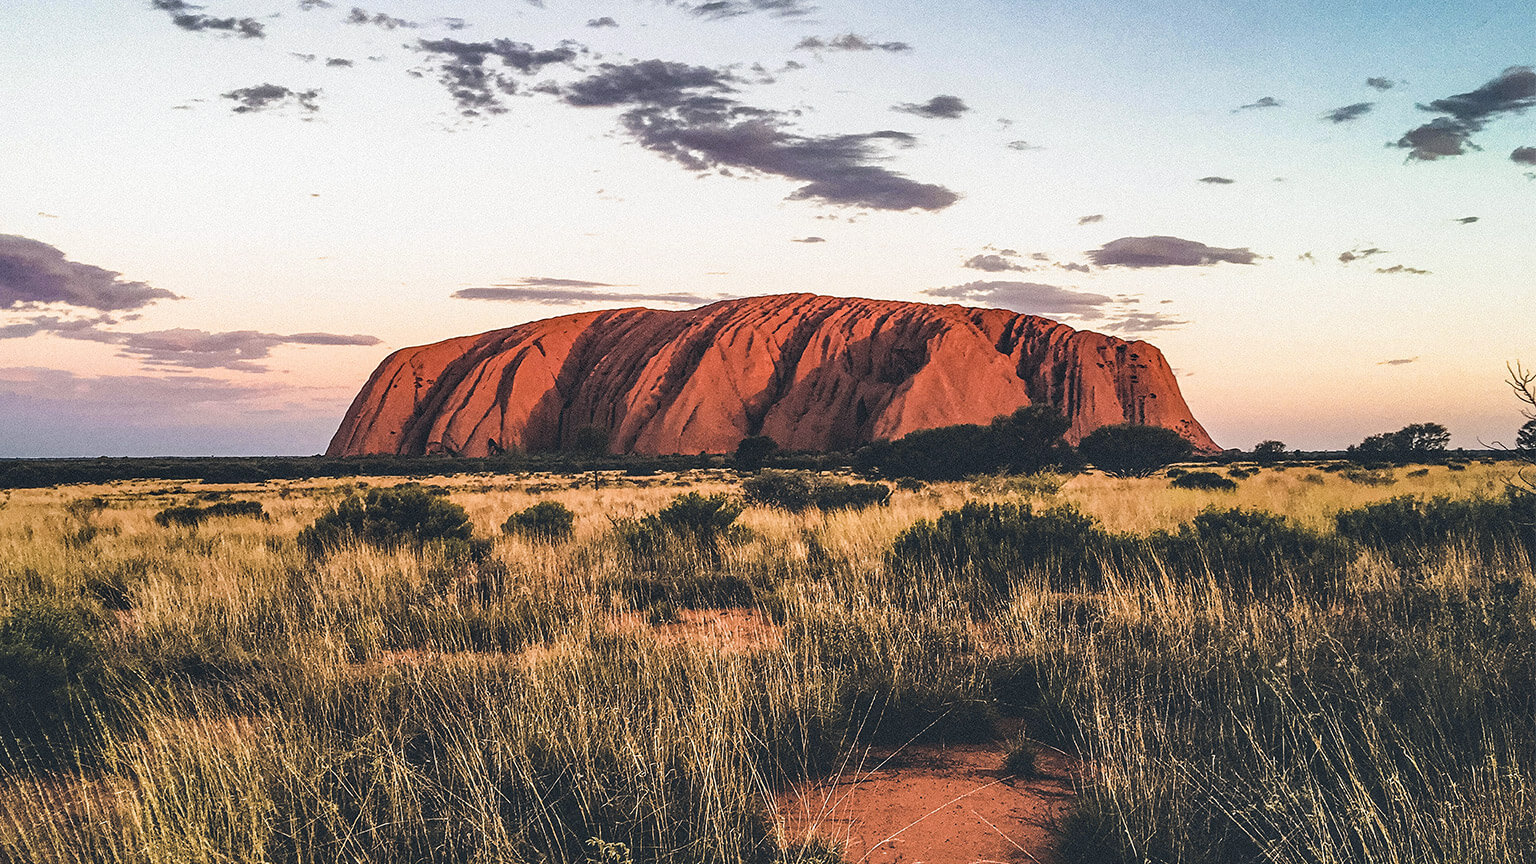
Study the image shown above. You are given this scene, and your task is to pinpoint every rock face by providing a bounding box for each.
[326,293,1218,457]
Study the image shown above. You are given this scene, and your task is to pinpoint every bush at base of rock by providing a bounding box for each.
[742,470,890,513]
[298,484,488,561]
[502,501,575,542]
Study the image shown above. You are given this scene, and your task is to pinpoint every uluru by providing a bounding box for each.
[326,293,1218,457]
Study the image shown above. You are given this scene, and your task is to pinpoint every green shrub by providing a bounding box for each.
[1171,470,1239,491]
[888,502,1114,592]
[1079,424,1194,478]
[1335,493,1536,568]
[614,493,745,568]
[154,499,266,527]
[0,599,110,766]
[298,484,487,560]
[502,501,575,542]
[854,405,1076,480]
[1156,508,1350,599]
[743,471,890,513]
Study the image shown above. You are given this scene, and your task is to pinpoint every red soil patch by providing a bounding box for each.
[777,739,1076,864]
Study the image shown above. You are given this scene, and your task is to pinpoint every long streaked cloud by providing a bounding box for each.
[345,6,417,28]
[795,34,911,53]
[1375,264,1430,275]
[555,59,958,211]
[1338,246,1385,264]
[1197,175,1234,184]
[1,235,179,311]
[1,315,382,372]
[452,277,713,306]
[924,280,1115,317]
[223,84,321,114]
[1087,236,1258,268]
[963,253,1027,272]
[1325,102,1374,123]
[892,95,969,119]
[682,0,815,19]
[150,0,264,37]
[1395,66,1536,160]
[1236,96,1281,111]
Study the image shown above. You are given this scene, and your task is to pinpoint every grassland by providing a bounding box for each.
[0,461,1531,863]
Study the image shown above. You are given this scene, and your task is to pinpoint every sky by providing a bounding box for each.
[1,0,1533,456]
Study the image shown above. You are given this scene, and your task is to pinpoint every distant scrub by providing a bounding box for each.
[298,484,488,561]
[854,406,1077,480]
[154,499,266,527]
[742,471,890,513]
[1170,470,1238,491]
[502,501,575,542]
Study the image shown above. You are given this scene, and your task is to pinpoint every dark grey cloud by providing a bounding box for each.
[298,0,333,8]
[1513,146,1536,165]
[1087,236,1258,268]
[1396,67,1536,161]
[1236,96,1281,111]
[1077,214,1104,225]
[1366,77,1395,91]
[325,57,354,67]
[892,95,968,119]
[925,281,1116,317]
[795,34,912,53]
[222,84,321,114]
[558,60,958,211]
[345,6,417,28]
[1375,265,1430,275]
[685,0,815,19]
[963,253,1027,273]
[452,278,713,307]
[1325,101,1374,123]
[150,0,264,37]
[1197,176,1234,184]
[1455,216,1480,224]
[792,236,825,243]
[414,37,583,115]
[1006,140,1042,151]
[1378,357,1418,365]
[1056,261,1091,274]
[587,16,618,27]
[1338,246,1385,264]
[0,235,178,311]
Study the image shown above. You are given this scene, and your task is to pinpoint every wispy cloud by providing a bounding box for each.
[1077,214,1104,225]
[962,253,1028,273]
[1378,357,1419,365]
[795,34,911,53]
[1375,264,1430,275]
[892,95,969,119]
[345,6,417,29]
[1236,96,1282,111]
[222,84,321,114]
[791,236,825,243]
[452,278,714,307]
[1366,77,1395,91]
[149,0,264,37]
[683,0,815,19]
[1338,246,1386,264]
[924,280,1116,318]
[1324,102,1374,123]
[1087,236,1258,268]
[413,37,583,116]
[1197,176,1235,184]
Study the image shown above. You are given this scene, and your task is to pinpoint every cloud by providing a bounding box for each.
[1236,96,1281,111]
[326,57,354,67]
[558,60,959,211]
[1077,214,1104,225]
[1197,176,1234,184]
[298,0,333,8]
[1455,216,1480,224]
[345,6,418,28]
[1378,357,1418,365]
[0,235,178,311]
[1513,146,1536,165]
[587,16,618,27]
[1087,236,1258,268]
[452,278,713,306]
[1366,77,1395,91]
[414,37,582,115]
[1338,246,1385,264]
[1006,140,1042,151]
[1056,261,1091,273]
[150,0,264,37]
[1396,66,1536,160]
[1325,101,1374,123]
[795,34,912,53]
[923,280,1116,318]
[963,253,1028,273]
[1375,265,1430,275]
[1104,311,1187,333]
[892,95,969,119]
[222,84,321,114]
[685,0,815,19]
[792,236,825,243]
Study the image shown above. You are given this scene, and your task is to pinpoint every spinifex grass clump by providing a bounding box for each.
[742,470,890,513]
[298,483,489,561]
[502,500,576,542]
[887,501,1117,592]
[153,499,266,527]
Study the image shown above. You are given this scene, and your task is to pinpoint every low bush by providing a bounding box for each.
[154,499,266,527]
[298,484,488,561]
[1001,735,1040,778]
[614,493,745,568]
[1335,492,1536,568]
[1155,508,1350,599]
[743,471,890,513]
[1170,470,1238,491]
[0,598,111,767]
[502,501,575,542]
[888,502,1115,592]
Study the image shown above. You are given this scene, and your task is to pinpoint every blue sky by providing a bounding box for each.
[1,0,1533,455]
